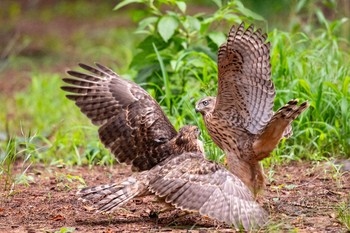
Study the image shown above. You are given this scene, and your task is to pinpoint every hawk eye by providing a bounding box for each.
[202,100,209,106]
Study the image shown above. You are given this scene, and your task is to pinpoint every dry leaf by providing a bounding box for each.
[103,228,113,233]
[50,214,65,221]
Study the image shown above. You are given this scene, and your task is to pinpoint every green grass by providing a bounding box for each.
[269,18,350,161]
[4,72,114,166]
[0,0,349,185]
[338,197,350,231]
[0,133,35,193]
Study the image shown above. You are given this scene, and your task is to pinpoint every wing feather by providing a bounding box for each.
[61,63,177,171]
[216,22,275,134]
[148,152,267,230]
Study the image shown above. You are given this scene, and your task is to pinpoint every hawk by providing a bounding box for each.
[61,63,267,230]
[195,22,309,197]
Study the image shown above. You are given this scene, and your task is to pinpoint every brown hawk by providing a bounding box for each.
[195,22,309,197]
[61,63,267,230]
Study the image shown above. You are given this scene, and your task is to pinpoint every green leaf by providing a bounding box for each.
[296,0,307,12]
[55,227,76,233]
[176,1,186,13]
[158,16,179,42]
[137,35,167,53]
[153,43,171,111]
[315,9,329,30]
[208,32,226,47]
[341,97,348,119]
[235,1,265,21]
[113,0,143,11]
[130,51,153,69]
[135,64,160,83]
[192,45,217,62]
[137,16,158,32]
[342,76,350,95]
[66,174,86,185]
[184,16,201,32]
[298,79,312,96]
[211,0,222,8]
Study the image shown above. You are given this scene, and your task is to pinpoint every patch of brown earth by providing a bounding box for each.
[0,161,349,232]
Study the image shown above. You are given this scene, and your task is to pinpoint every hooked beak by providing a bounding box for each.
[195,108,199,113]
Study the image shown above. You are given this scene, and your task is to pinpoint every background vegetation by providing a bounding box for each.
[0,0,349,186]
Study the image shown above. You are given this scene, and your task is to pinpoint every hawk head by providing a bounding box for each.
[195,97,216,115]
[175,125,204,153]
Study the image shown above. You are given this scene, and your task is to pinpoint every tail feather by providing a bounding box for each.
[282,125,293,138]
[275,99,309,122]
[77,176,142,213]
[253,99,309,160]
[278,99,309,138]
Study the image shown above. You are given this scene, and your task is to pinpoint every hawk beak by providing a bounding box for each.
[195,108,199,113]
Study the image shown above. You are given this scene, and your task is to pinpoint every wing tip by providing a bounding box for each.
[301,100,310,108]
[78,63,94,71]
[66,70,76,76]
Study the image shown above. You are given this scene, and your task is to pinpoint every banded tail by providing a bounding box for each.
[77,176,143,213]
[253,99,309,160]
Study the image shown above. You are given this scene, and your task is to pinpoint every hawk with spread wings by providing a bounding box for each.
[195,23,309,196]
[61,63,267,230]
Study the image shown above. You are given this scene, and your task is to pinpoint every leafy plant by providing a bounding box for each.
[54,173,86,191]
[338,197,350,230]
[114,0,350,162]
[0,129,36,193]
[54,227,76,233]
[114,0,265,161]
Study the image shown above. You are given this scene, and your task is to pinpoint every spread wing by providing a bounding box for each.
[215,22,275,134]
[61,63,177,171]
[148,152,267,230]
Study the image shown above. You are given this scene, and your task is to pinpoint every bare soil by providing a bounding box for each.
[0,161,349,233]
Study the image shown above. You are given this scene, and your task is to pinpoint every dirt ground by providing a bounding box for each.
[0,161,349,233]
